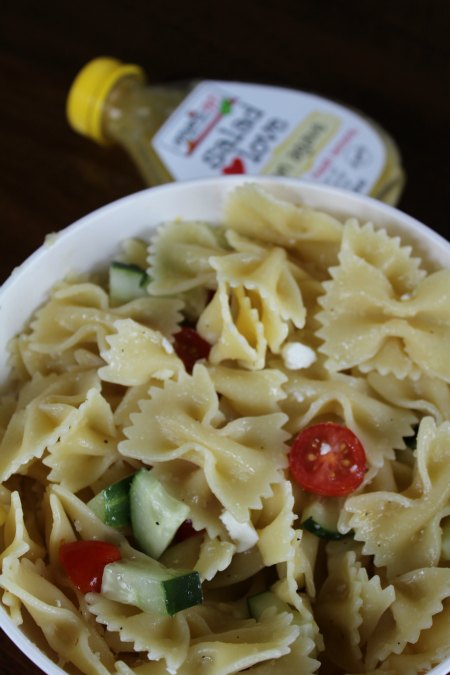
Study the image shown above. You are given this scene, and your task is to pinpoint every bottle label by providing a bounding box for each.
[152,81,386,194]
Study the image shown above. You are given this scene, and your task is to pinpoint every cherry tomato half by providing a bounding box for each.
[288,422,367,497]
[173,327,211,373]
[59,540,121,593]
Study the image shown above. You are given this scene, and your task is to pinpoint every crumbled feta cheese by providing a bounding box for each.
[281,342,317,370]
[219,511,258,552]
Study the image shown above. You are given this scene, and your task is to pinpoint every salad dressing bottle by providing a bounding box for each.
[67,57,405,205]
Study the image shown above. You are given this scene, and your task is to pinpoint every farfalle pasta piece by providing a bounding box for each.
[252,583,322,663]
[0,491,46,624]
[147,220,229,294]
[198,282,267,370]
[179,609,299,674]
[43,388,119,493]
[285,529,320,600]
[246,590,322,673]
[99,318,183,385]
[11,332,108,379]
[194,536,236,582]
[87,596,299,674]
[315,545,394,673]
[209,245,306,352]
[317,221,450,381]
[274,564,318,623]
[120,365,289,522]
[380,598,450,675]
[355,566,396,650]
[246,635,320,674]
[252,576,324,675]
[0,491,45,571]
[368,371,450,425]
[340,219,426,294]
[0,369,100,481]
[315,550,364,673]
[49,484,125,546]
[341,417,450,577]
[366,567,450,669]
[114,237,149,269]
[207,364,287,417]
[269,526,321,625]
[114,296,185,337]
[203,249,316,369]
[113,383,154,428]
[23,281,184,375]
[255,480,297,567]
[0,557,116,674]
[86,594,191,672]
[224,184,343,274]
[26,282,115,357]
[225,229,324,314]
[359,337,423,380]
[281,370,417,478]
[44,489,77,576]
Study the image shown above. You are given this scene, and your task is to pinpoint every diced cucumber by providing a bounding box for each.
[101,557,203,615]
[88,475,133,528]
[109,261,150,306]
[300,498,349,540]
[130,469,190,559]
[247,591,291,620]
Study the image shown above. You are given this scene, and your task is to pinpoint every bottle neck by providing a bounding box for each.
[102,75,147,142]
[101,75,186,146]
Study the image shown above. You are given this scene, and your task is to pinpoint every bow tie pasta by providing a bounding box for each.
[1,184,450,675]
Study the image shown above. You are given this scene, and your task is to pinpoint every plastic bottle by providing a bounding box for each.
[67,57,405,205]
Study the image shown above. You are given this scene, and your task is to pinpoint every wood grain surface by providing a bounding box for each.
[0,1,449,673]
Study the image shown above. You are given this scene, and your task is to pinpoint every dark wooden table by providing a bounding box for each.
[0,1,449,673]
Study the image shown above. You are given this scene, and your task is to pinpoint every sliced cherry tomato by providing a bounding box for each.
[173,327,211,373]
[59,540,121,593]
[289,422,367,497]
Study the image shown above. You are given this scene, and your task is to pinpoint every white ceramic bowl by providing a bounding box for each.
[1,176,449,675]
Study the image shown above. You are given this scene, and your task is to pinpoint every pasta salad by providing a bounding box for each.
[1,184,450,675]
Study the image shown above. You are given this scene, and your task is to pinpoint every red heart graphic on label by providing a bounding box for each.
[222,157,245,174]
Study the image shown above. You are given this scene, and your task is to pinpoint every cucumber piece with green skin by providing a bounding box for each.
[130,468,190,559]
[101,557,203,615]
[300,498,350,540]
[109,261,150,306]
[88,475,133,528]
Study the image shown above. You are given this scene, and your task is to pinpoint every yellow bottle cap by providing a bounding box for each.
[66,57,145,144]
